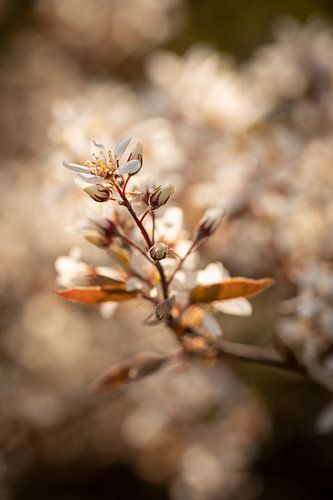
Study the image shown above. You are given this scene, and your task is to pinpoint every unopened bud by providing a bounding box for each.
[128,142,143,165]
[149,242,169,260]
[140,180,157,206]
[149,184,174,209]
[194,207,226,241]
[84,231,110,247]
[83,217,118,247]
[103,219,119,238]
[120,142,143,177]
[83,184,110,202]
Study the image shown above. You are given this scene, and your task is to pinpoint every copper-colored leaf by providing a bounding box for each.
[71,274,125,287]
[190,277,274,304]
[55,284,138,304]
[93,355,169,390]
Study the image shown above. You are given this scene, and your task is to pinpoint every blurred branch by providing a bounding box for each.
[167,318,307,377]
[216,339,306,375]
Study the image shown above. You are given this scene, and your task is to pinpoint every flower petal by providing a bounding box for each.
[125,277,144,292]
[196,262,230,285]
[118,159,141,175]
[214,297,252,316]
[114,136,131,160]
[202,310,223,337]
[75,173,105,184]
[100,302,119,319]
[62,161,90,175]
[73,174,90,189]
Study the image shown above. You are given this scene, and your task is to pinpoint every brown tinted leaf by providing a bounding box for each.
[94,355,169,390]
[55,284,138,304]
[71,274,125,287]
[190,277,274,303]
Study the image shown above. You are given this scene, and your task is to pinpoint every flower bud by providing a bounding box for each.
[149,184,174,209]
[84,231,110,247]
[117,142,143,177]
[139,179,158,206]
[82,184,110,202]
[149,242,169,260]
[128,142,143,165]
[83,216,118,247]
[194,207,226,242]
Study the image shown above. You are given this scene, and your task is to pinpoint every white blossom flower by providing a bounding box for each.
[63,137,142,188]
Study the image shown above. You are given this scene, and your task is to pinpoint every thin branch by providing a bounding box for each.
[114,182,151,249]
[166,315,307,375]
[216,339,306,374]
[155,261,169,301]
[140,209,150,223]
[139,292,159,305]
[167,240,197,285]
[151,210,156,244]
[114,181,169,301]
[122,175,130,195]
[118,231,152,264]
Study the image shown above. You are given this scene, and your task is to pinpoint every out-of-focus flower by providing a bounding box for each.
[35,0,187,70]
[147,45,268,132]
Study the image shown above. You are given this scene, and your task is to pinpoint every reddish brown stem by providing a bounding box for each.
[151,211,156,244]
[167,240,197,285]
[216,339,305,374]
[140,209,150,223]
[118,232,152,264]
[114,182,169,301]
[122,175,130,195]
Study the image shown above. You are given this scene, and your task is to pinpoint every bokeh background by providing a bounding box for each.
[1,0,333,499]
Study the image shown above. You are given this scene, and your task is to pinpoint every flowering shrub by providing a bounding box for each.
[3,5,333,497]
[55,136,294,390]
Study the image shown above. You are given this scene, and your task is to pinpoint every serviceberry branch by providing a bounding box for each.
[58,136,308,390]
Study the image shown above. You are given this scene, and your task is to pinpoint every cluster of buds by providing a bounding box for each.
[57,136,275,392]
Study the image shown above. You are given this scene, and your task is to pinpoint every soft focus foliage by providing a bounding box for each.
[2,1,333,499]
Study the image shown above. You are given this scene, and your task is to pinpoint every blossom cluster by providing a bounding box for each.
[56,136,274,388]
